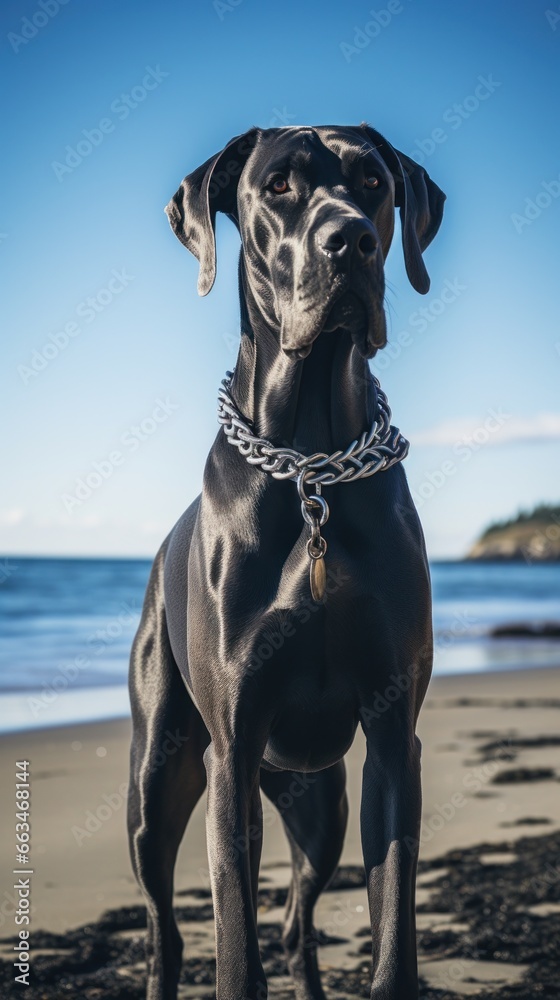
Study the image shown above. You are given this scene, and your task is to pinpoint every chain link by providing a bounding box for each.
[217,371,409,487]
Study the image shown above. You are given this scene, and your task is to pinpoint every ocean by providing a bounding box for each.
[1,557,559,733]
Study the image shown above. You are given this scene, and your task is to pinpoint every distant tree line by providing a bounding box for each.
[482,503,560,538]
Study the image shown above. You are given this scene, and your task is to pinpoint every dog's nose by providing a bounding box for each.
[320,220,378,260]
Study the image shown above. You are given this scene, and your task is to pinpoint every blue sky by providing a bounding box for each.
[2,0,559,558]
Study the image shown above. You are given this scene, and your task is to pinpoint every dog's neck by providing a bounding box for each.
[231,259,378,455]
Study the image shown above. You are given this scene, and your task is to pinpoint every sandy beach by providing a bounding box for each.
[1,665,559,998]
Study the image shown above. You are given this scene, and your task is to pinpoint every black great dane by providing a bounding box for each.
[128,124,445,1000]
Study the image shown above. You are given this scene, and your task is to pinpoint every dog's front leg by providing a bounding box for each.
[204,740,267,1000]
[360,728,422,1000]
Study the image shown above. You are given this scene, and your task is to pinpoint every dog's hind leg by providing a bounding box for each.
[128,544,209,1000]
[260,761,348,1000]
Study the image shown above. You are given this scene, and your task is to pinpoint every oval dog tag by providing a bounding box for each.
[310,555,327,603]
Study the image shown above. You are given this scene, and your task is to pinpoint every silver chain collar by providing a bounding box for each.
[217,370,409,602]
[217,370,409,486]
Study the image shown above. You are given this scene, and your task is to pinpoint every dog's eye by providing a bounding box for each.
[271,176,289,194]
[364,175,381,190]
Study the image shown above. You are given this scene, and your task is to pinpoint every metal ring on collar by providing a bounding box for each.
[307,535,327,560]
[301,495,329,527]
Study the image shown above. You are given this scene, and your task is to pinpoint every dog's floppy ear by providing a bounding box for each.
[165,129,259,296]
[362,125,446,294]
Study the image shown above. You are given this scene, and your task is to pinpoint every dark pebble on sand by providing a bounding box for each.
[492,767,556,784]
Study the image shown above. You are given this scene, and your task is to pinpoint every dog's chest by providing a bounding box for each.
[256,617,360,771]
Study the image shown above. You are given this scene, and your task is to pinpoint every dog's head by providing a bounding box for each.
[166,124,445,359]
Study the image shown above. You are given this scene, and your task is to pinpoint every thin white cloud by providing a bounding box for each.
[78,514,102,528]
[409,413,560,448]
[0,508,25,527]
[140,521,168,535]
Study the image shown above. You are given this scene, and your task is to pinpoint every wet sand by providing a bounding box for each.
[0,666,559,997]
